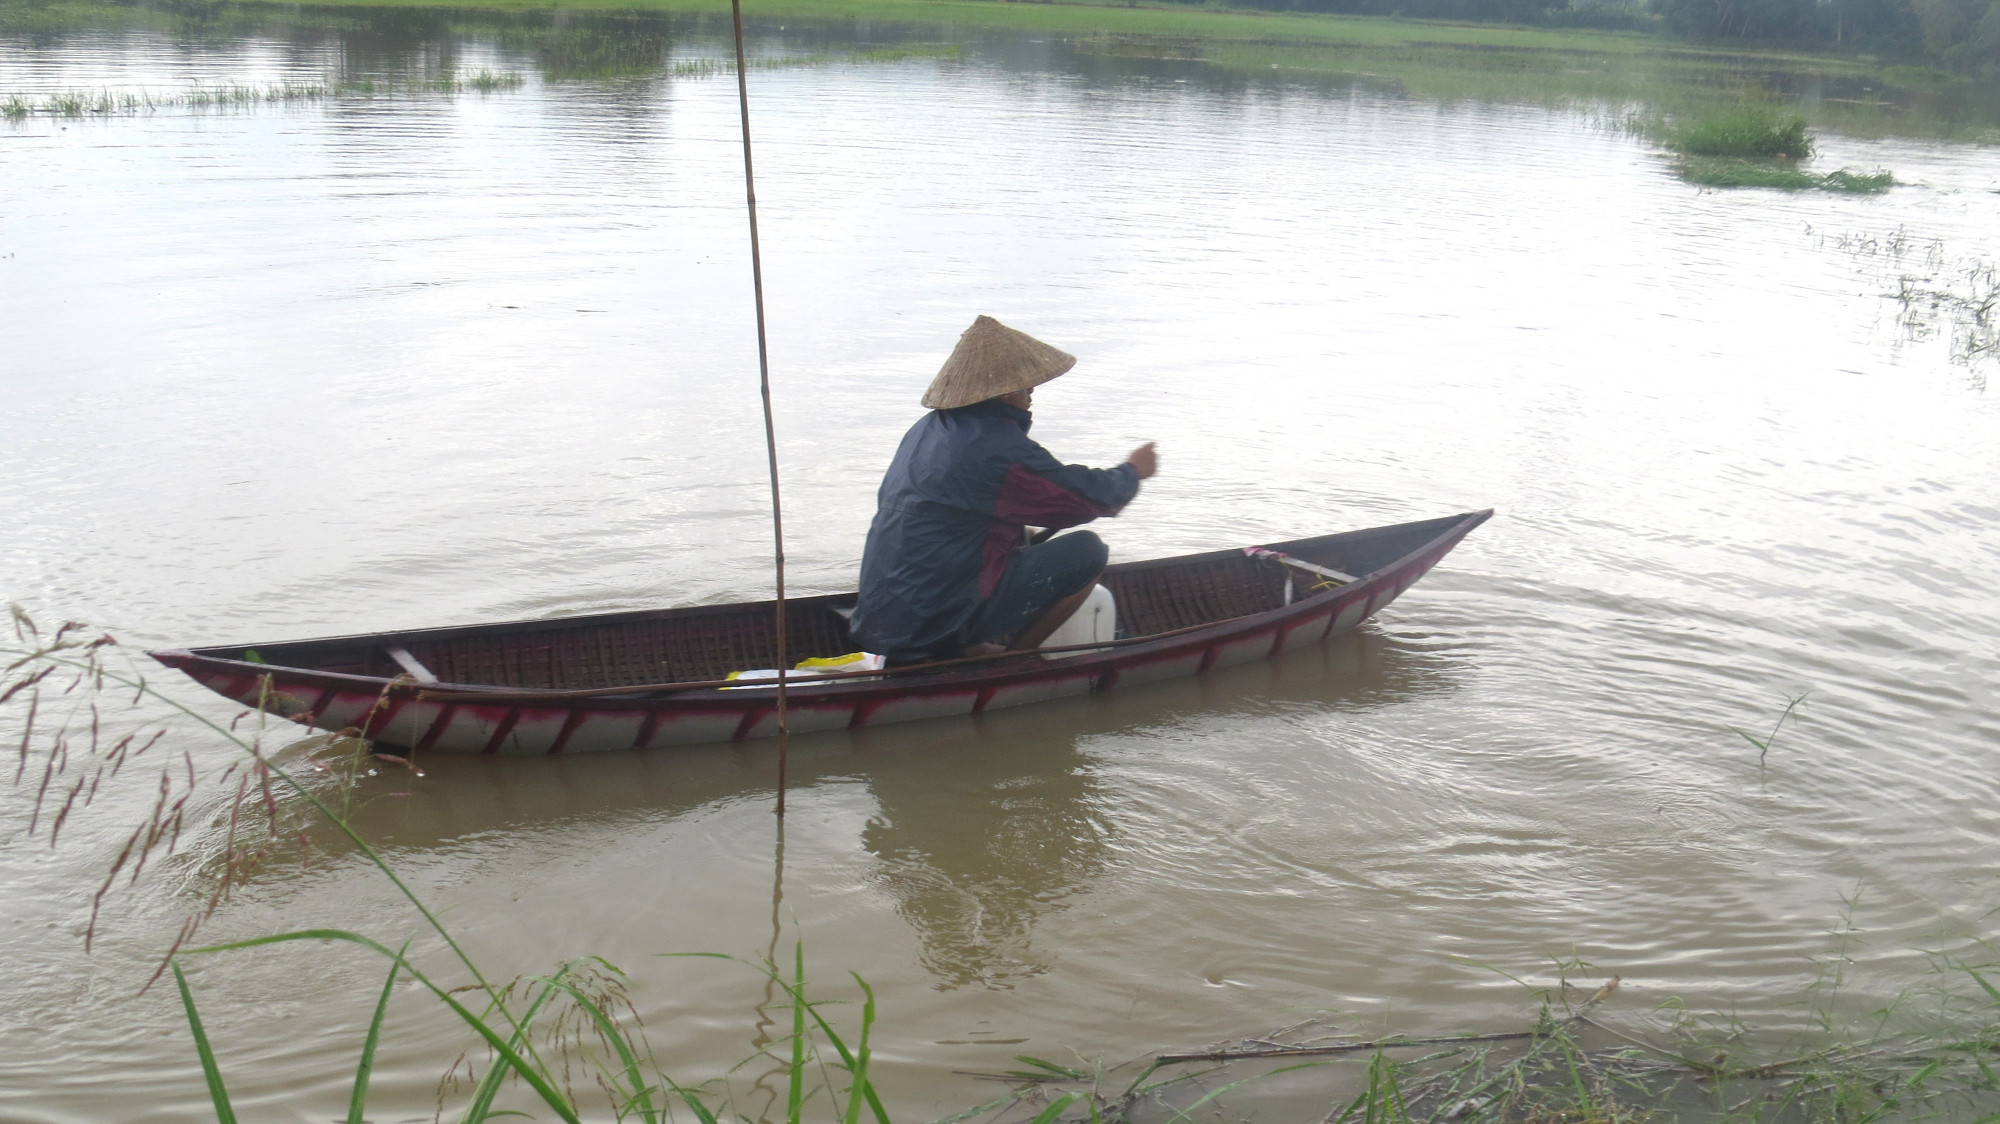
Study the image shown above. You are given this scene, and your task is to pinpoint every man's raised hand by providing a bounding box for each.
[1126,442,1159,481]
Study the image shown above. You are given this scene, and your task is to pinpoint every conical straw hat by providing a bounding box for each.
[921,315,1077,409]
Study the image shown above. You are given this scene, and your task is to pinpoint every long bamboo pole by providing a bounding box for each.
[727,0,790,816]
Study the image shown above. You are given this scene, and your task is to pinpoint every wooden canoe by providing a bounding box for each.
[149,510,1490,754]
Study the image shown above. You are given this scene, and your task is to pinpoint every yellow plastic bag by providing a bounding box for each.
[724,652,885,686]
[795,652,885,673]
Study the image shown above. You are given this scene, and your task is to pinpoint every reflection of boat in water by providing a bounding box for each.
[150,511,1489,754]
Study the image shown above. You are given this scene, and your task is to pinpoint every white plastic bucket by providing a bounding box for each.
[1040,584,1116,657]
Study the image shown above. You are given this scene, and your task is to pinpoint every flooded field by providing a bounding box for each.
[3,4,2000,1121]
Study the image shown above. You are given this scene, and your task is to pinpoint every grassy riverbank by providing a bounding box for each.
[148,0,1690,51]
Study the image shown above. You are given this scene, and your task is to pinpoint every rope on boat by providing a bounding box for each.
[728,0,792,815]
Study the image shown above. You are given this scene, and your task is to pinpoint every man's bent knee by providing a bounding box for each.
[1048,530,1108,577]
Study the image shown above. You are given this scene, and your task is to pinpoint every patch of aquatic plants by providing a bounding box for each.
[0,72,524,118]
[1662,103,1815,157]
[1675,157,1897,193]
[1642,104,1902,194]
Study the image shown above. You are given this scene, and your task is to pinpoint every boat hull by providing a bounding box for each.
[150,511,1488,754]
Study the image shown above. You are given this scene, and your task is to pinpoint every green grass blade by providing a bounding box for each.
[1905,1056,1946,1089]
[669,948,890,1124]
[789,943,808,1124]
[349,941,408,1124]
[462,969,574,1124]
[842,973,877,1124]
[1026,1092,1082,1124]
[784,971,891,1124]
[1115,1060,1169,1101]
[183,929,583,1124]
[1012,1057,1090,1080]
[172,962,238,1124]
[671,1084,724,1124]
[1969,967,2000,1005]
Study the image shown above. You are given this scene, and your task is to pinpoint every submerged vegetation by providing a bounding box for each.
[10,618,2000,1122]
[1896,258,2000,366]
[1828,227,2000,370]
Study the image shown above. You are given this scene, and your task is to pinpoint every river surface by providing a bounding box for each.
[3,7,2000,1122]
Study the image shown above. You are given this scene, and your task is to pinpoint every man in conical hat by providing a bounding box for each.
[850,315,1159,666]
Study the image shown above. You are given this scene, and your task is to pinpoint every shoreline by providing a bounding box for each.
[11,0,1996,140]
[58,0,1987,137]
[158,0,1874,71]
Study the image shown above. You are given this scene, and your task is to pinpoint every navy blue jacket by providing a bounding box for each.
[850,400,1140,663]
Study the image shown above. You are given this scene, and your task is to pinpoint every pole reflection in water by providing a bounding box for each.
[748,819,787,1121]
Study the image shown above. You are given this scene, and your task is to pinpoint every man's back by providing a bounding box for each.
[850,400,1137,663]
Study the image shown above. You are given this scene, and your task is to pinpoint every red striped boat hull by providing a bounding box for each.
[149,511,1489,754]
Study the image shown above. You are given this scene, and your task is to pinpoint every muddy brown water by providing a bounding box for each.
[3,8,2000,1122]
